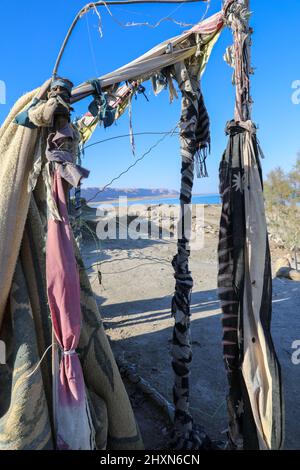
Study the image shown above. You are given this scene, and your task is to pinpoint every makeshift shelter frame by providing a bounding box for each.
[0,0,283,451]
[48,0,255,450]
[49,0,235,449]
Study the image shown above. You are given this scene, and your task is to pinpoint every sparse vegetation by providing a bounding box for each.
[264,154,300,269]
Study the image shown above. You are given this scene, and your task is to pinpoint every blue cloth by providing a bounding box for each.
[14,98,39,128]
[88,79,116,128]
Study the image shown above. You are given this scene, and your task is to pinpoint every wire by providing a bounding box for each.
[85,13,100,76]
[52,0,209,77]
[85,261,171,274]
[101,1,195,28]
[85,124,179,203]
[84,253,172,270]
[106,0,211,29]
[83,131,180,151]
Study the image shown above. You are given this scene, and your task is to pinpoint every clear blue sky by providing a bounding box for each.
[0,0,299,193]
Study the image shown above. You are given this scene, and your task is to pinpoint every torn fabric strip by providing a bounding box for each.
[218,120,284,450]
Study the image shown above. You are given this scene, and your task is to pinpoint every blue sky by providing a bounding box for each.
[0,0,299,193]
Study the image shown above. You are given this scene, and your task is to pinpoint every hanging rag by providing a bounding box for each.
[46,169,95,450]
[218,120,284,450]
[88,79,116,128]
[75,111,99,145]
[128,90,135,156]
[46,123,89,188]
[151,72,167,96]
[195,93,210,178]
[174,61,211,180]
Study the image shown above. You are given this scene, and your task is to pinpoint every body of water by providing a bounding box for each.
[90,194,221,207]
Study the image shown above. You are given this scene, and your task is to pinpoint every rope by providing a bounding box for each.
[25,344,53,379]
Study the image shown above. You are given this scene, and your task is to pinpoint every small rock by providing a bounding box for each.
[276,267,291,278]
[289,270,300,282]
[275,257,291,277]
[276,267,300,282]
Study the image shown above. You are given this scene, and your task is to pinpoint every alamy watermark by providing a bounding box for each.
[291,80,300,105]
[0,340,6,365]
[95,197,205,251]
[0,80,6,105]
[291,340,300,365]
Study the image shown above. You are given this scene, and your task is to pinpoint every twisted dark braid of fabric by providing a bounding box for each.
[218,136,243,448]
[170,82,211,450]
[171,158,193,432]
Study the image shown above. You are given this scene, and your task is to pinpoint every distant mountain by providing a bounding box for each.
[79,187,179,202]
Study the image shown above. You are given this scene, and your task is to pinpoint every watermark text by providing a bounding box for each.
[291,80,300,105]
[95,197,205,251]
[0,80,6,105]
[291,340,300,365]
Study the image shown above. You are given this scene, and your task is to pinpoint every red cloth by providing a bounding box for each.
[46,170,88,448]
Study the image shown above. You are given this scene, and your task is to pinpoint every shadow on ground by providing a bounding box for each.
[91,283,300,450]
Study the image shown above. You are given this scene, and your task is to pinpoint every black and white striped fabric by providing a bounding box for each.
[218,120,284,450]
[170,62,211,450]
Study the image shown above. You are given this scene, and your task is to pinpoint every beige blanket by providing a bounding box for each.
[0,85,143,450]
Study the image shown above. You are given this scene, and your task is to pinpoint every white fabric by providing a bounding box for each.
[241,121,274,450]
[71,11,224,103]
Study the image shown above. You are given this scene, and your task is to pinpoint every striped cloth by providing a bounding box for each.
[218,120,284,450]
[170,62,212,450]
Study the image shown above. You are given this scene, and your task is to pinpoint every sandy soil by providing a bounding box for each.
[81,204,300,450]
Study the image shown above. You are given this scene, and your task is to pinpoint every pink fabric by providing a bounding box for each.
[46,170,86,447]
[190,11,224,34]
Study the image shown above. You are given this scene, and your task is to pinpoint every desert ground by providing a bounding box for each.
[80,203,300,450]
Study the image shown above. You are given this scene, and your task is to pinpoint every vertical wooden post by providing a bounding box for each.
[229,0,252,122]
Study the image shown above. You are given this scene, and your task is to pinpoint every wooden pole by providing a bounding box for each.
[226,0,252,122]
[242,0,251,121]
